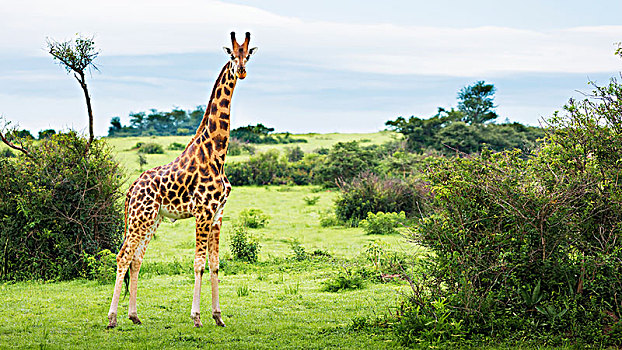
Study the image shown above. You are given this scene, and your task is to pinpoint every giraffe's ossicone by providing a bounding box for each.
[107,32,258,329]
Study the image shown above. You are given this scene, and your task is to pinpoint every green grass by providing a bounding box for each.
[0,139,414,349]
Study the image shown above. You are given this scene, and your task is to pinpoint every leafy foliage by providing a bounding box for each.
[238,208,270,228]
[138,142,164,154]
[399,78,622,345]
[386,81,542,154]
[227,138,255,156]
[359,211,406,235]
[229,224,261,263]
[108,107,206,137]
[0,132,124,281]
[230,124,306,144]
[314,141,378,187]
[226,150,290,185]
[457,80,498,124]
[322,267,365,292]
[387,114,543,154]
[334,172,426,225]
[167,142,185,151]
[38,129,57,140]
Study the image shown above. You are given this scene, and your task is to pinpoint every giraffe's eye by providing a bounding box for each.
[246,55,251,61]
[230,55,235,60]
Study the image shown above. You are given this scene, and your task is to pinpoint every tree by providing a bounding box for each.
[47,35,100,147]
[38,129,56,140]
[457,81,498,124]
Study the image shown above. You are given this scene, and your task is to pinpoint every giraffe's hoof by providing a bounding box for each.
[129,314,142,325]
[107,313,117,329]
[192,312,203,328]
[213,312,226,327]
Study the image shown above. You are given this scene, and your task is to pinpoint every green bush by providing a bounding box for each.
[82,249,118,283]
[1,148,15,158]
[289,240,308,261]
[238,208,270,228]
[0,132,124,281]
[359,211,406,235]
[226,150,290,186]
[168,142,185,150]
[398,78,622,345]
[138,142,164,154]
[322,268,365,292]
[318,210,340,227]
[314,141,378,187]
[285,145,304,162]
[334,172,425,225]
[229,224,260,263]
[302,195,320,205]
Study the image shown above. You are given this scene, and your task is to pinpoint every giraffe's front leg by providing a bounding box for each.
[208,218,225,327]
[191,215,211,327]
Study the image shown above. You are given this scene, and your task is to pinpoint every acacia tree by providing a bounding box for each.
[47,35,99,147]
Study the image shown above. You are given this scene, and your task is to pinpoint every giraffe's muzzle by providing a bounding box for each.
[237,67,247,80]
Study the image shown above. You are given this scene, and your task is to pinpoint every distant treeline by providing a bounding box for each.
[107,106,206,137]
[107,106,306,144]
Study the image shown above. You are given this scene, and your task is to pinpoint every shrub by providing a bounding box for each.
[238,208,270,228]
[168,142,185,150]
[82,249,118,283]
[398,78,622,345]
[314,141,378,187]
[226,150,290,186]
[131,141,144,150]
[359,211,406,235]
[302,195,320,205]
[289,240,308,261]
[138,142,164,154]
[227,138,256,156]
[1,148,14,158]
[229,224,260,263]
[285,145,304,162]
[318,210,340,227]
[0,132,124,281]
[362,241,409,281]
[322,267,365,292]
[334,172,424,225]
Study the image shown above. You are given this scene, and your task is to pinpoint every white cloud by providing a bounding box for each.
[2,1,620,76]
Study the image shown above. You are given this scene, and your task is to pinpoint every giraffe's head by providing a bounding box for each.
[223,32,258,80]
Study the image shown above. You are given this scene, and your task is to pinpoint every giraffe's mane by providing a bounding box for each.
[186,61,232,147]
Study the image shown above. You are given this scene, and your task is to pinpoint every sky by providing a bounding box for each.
[0,0,621,136]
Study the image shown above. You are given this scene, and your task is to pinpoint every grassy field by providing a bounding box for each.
[106,131,400,176]
[0,133,416,349]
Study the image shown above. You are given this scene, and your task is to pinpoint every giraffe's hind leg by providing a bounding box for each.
[108,212,160,328]
[128,216,161,325]
[107,240,135,329]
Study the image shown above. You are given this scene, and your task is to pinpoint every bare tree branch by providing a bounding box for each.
[0,117,34,159]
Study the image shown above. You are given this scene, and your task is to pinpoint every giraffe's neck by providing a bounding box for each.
[187,62,238,168]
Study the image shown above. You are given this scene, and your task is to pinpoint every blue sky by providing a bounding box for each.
[0,0,621,135]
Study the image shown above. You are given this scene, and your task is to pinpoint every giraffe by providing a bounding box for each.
[107,32,258,329]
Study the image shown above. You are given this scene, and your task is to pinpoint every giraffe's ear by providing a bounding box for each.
[248,47,258,56]
[223,47,233,56]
